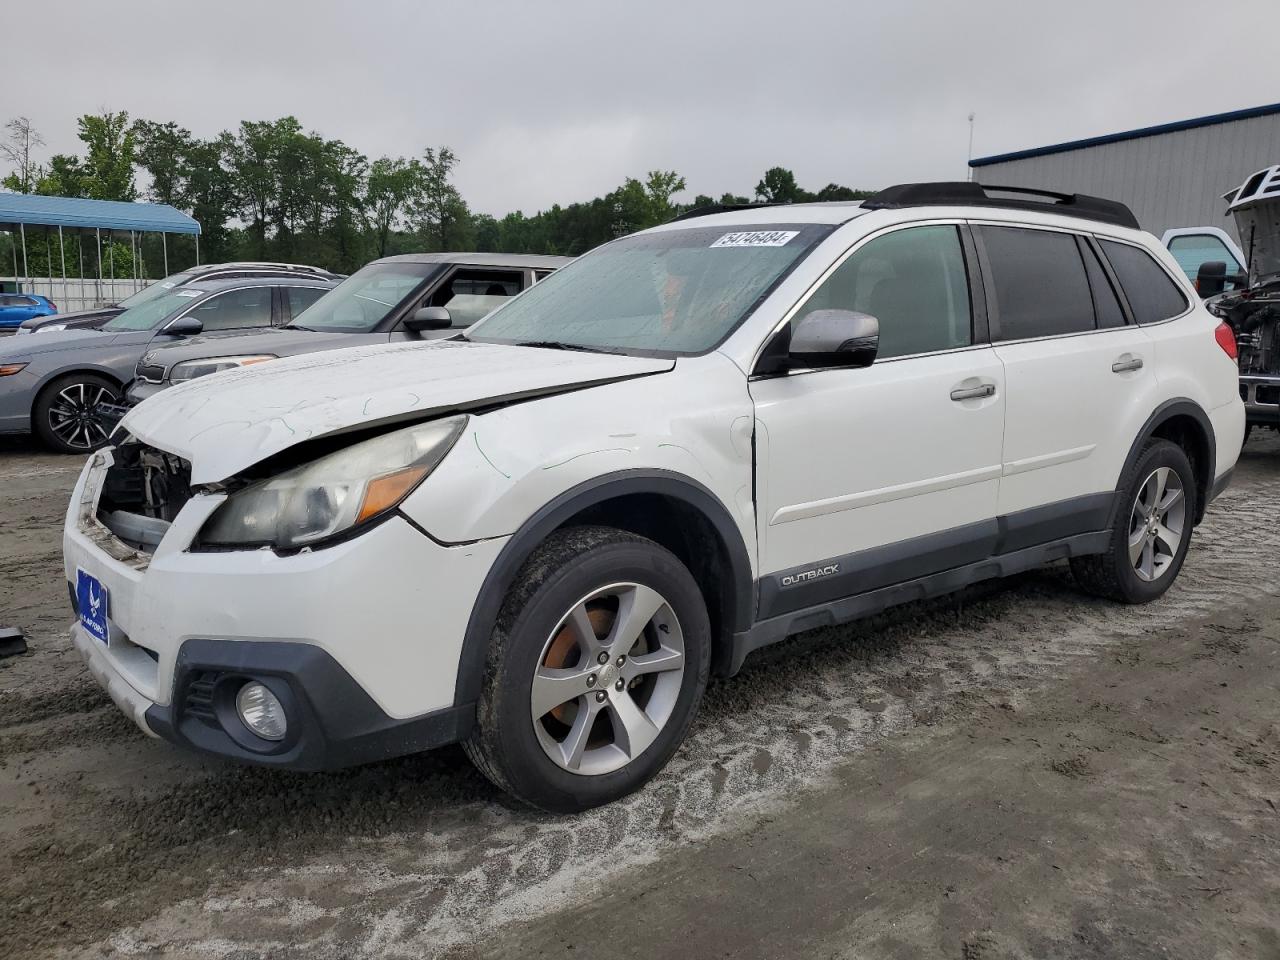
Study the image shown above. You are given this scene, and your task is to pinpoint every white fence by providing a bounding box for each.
[0,277,150,313]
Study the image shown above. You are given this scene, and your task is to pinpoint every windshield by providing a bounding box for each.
[115,272,196,309]
[290,261,438,332]
[466,223,832,355]
[102,289,206,332]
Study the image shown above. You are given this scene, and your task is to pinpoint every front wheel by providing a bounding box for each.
[464,526,710,812]
[33,374,121,454]
[1070,439,1196,603]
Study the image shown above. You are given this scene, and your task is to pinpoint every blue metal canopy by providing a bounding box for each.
[0,192,200,234]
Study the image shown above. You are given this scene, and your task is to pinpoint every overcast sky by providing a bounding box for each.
[4,0,1275,216]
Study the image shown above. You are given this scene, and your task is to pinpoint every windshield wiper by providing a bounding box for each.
[283,323,315,331]
[512,340,623,355]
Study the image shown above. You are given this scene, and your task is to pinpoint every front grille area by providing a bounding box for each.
[96,441,193,553]
[1258,384,1280,406]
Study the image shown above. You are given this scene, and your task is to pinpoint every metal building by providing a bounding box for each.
[969,102,1280,243]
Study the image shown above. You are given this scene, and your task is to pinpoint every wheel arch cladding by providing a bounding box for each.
[1119,399,1215,524]
[453,470,754,706]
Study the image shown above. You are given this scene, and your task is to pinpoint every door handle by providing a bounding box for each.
[950,383,996,401]
[1112,357,1144,373]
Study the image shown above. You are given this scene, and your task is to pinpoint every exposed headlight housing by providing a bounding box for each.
[169,354,277,383]
[198,415,467,550]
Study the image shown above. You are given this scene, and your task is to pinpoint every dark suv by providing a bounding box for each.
[16,262,343,336]
[126,252,570,401]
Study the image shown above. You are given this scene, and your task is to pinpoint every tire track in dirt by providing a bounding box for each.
[64,455,1280,960]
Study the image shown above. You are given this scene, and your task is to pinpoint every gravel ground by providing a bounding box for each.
[1,430,1278,959]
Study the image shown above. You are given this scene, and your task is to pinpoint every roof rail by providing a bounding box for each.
[668,201,781,223]
[863,181,1140,230]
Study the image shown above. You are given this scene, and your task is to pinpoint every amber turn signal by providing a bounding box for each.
[0,363,28,377]
[355,465,430,524]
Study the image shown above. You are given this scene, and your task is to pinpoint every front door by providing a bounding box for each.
[751,224,1005,620]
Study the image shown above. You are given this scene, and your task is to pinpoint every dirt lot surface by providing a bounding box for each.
[1,432,1278,959]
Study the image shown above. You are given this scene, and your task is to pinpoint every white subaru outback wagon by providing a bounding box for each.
[64,182,1245,811]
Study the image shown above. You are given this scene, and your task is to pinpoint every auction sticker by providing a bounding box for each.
[710,230,799,248]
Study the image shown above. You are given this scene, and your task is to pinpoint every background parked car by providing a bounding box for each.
[15,262,343,336]
[126,252,570,400]
[0,294,57,330]
[0,275,337,453]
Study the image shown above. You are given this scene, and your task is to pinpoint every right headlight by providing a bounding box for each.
[198,415,467,551]
[169,354,277,383]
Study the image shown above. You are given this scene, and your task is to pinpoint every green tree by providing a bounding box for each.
[754,166,813,204]
[416,146,469,251]
[642,169,687,223]
[132,119,196,206]
[77,110,137,201]
[366,156,425,258]
[36,155,87,197]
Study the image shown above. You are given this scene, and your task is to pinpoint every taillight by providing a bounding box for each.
[1214,321,1238,360]
[47,301,56,311]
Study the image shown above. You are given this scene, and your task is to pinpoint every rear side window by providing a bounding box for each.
[797,224,972,359]
[286,286,327,319]
[1101,240,1190,324]
[980,226,1094,340]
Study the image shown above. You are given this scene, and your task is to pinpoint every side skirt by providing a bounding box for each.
[725,530,1110,676]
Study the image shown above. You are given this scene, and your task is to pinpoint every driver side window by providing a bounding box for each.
[797,225,972,359]
[186,287,274,332]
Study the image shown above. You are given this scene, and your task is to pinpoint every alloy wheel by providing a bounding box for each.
[531,582,686,776]
[47,381,119,451]
[1127,466,1186,582]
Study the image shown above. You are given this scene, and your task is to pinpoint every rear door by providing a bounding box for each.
[752,223,1006,618]
[978,223,1155,535]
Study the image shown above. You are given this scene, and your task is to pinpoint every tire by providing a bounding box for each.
[1070,439,1197,604]
[1242,422,1253,451]
[33,373,122,454]
[464,525,711,813]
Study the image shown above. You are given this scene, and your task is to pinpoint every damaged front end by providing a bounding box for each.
[1212,165,1280,429]
[93,440,194,555]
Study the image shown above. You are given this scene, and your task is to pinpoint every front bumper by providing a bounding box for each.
[125,378,163,404]
[63,451,507,769]
[1240,375,1280,425]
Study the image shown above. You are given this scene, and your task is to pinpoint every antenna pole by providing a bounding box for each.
[967,112,976,181]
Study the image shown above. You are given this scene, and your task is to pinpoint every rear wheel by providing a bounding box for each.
[1070,439,1196,603]
[464,526,710,812]
[33,374,121,454]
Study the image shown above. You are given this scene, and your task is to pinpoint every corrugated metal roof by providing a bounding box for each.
[970,101,1280,168]
[0,192,200,234]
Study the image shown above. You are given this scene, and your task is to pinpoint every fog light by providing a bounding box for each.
[236,681,287,741]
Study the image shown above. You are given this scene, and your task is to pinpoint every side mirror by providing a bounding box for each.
[404,306,452,333]
[1195,261,1228,298]
[787,309,879,370]
[164,316,204,337]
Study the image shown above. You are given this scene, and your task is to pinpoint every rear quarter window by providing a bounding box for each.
[1101,240,1190,324]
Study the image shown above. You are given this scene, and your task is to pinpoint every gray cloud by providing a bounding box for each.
[5,0,1274,215]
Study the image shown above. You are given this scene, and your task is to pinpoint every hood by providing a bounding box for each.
[1,327,134,359]
[1233,203,1280,283]
[140,327,352,370]
[22,306,121,330]
[121,339,674,483]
